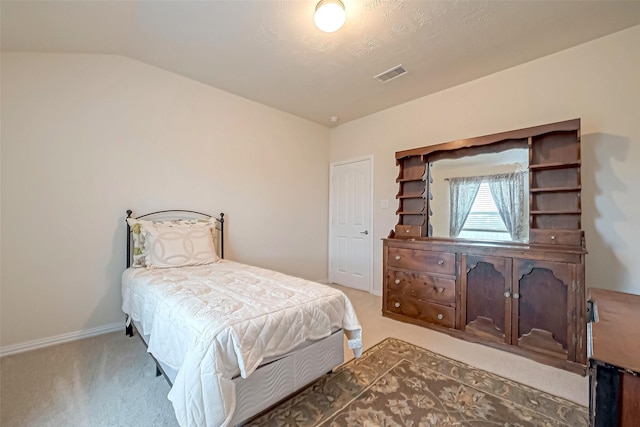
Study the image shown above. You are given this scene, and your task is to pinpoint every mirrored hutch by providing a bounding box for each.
[383,118,587,374]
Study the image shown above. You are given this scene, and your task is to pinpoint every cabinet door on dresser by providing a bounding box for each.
[461,255,513,344]
[512,260,577,362]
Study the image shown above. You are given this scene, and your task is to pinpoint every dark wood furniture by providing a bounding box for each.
[383,119,588,374]
[588,288,640,426]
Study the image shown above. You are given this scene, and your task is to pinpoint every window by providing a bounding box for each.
[449,171,526,241]
[457,180,510,241]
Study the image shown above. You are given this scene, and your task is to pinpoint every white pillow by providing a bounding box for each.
[127,218,219,268]
[143,222,219,268]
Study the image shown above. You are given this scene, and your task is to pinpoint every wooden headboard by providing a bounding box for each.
[125,209,225,268]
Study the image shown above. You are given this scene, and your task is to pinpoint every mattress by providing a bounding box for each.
[122,260,362,427]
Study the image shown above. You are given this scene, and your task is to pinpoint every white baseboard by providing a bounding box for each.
[371,289,382,297]
[0,322,123,358]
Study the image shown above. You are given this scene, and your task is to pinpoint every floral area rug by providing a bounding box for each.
[245,338,588,426]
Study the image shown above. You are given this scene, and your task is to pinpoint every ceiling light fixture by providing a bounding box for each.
[314,0,346,33]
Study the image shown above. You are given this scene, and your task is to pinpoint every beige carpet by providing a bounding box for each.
[246,338,588,426]
[0,285,588,426]
[0,331,178,427]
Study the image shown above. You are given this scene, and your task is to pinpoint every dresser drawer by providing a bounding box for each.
[386,293,455,328]
[387,247,455,275]
[395,225,422,238]
[387,270,456,305]
[530,229,583,246]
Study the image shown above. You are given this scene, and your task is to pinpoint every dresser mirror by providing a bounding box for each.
[428,147,529,242]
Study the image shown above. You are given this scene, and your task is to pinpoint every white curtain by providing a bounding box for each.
[487,171,526,241]
[449,176,482,238]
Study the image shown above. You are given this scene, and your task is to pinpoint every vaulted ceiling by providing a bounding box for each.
[3,1,640,126]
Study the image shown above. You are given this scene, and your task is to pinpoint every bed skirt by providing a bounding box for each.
[131,320,345,425]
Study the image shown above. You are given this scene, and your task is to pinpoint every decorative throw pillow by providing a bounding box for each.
[127,218,148,267]
[143,223,218,268]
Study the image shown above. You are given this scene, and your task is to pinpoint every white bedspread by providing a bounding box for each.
[122,260,362,427]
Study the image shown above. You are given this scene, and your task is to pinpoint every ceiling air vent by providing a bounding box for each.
[374,65,407,83]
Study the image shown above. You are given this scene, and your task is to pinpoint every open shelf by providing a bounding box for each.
[395,155,428,237]
[530,210,581,215]
[396,193,425,199]
[396,210,426,215]
[396,156,426,181]
[529,160,581,170]
[530,186,581,193]
[396,177,425,183]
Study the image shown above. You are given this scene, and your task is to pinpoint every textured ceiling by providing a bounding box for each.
[2,1,640,127]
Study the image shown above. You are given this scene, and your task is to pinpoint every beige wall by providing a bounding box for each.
[330,25,640,296]
[0,53,329,347]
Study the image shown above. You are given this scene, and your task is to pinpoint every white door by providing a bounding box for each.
[329,157,372,292]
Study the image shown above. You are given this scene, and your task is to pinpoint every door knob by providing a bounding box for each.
[360,230,369,235]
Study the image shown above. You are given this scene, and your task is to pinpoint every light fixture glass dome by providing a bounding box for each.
[314,0,346,33]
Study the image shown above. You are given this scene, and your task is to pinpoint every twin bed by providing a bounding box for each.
[121,210,362,426]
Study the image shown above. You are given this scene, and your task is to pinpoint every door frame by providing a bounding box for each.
[328,155,374,293]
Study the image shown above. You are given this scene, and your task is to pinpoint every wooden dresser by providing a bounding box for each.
[383,238,587,373]
[588,288,640,426]
[383,119,588,374]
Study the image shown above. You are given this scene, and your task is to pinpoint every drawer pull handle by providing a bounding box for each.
[405,229,410,233]
[438,260,444,265]
[437,314,444,320]
[395,255,401,260]
[437,287,444,293]
[504,290,511,298]
[550,235,556,241]
[394,302,400,308]
[513,293,520,299]
[394,279,400,285]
